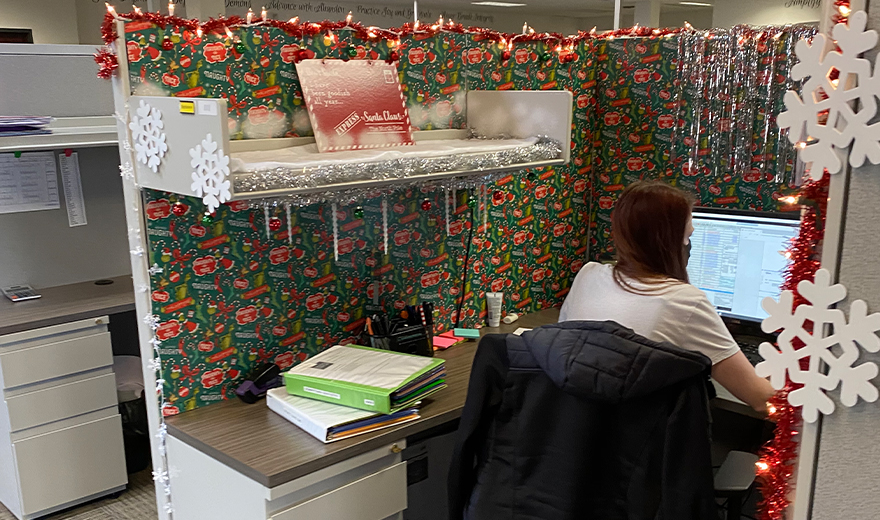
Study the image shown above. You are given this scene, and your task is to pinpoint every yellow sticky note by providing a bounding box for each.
[179,101,195,114]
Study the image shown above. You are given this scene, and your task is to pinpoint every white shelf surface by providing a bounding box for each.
[0,117,118,153]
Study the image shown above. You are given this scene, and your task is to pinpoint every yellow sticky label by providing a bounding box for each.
[179,101,195,114]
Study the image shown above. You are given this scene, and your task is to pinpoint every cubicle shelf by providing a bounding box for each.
[0,116,118,153]
[129,90,574,205]
[224,130,566,201]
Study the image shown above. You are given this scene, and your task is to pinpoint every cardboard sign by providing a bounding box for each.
[295,60,413,152]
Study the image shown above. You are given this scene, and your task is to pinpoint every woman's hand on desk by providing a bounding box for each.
[711,350,776,415]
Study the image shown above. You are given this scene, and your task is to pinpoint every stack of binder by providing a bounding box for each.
[267,389,421,443]
[268,345,446,443]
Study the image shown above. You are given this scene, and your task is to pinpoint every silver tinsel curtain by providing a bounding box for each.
[674,24,817,187]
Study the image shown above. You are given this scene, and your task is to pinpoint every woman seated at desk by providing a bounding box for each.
[559,181,774,413]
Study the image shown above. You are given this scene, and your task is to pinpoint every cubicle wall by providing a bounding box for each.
[0,45,128,289]
[811,3,880,517]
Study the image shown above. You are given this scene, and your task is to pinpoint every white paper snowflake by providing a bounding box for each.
[778,10,880,178]
[189,133,231,214]
[757,269,880,422]
[128,100,168,173]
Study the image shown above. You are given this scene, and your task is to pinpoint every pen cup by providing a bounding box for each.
[369,325,433,358]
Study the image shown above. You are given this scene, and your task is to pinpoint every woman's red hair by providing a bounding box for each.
[611,181,693,292]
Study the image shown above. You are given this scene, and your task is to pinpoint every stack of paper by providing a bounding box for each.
[0,116,53,137]
[267,388,420,443]
[283,345,446,414]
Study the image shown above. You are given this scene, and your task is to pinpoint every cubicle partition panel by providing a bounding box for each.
[105,11,820,520]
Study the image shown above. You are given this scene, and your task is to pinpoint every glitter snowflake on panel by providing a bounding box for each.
[757,269,880,422]
[189,133,231,214]
[778,11,880,178]
[129,100,168,173]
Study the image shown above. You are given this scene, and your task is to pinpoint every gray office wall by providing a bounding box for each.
[0,147,130,289]
[0,48,113,118]
[811,2,880,517]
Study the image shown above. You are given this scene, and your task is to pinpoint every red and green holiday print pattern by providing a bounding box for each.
[146,194,376,415]
[126,20,799,413]
[588,34,801,261]
[146,172,590,413]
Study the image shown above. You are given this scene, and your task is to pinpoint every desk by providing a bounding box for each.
[0,275,134,336]
[165,308,757,520]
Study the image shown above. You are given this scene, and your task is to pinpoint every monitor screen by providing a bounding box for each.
[687,209,800,322]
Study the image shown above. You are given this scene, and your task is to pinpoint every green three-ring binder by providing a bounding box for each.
[283,345,447,414]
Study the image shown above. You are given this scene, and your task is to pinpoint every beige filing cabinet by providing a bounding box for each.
[0,317,127,520]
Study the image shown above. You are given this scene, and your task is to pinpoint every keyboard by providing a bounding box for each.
[736,339,764,366]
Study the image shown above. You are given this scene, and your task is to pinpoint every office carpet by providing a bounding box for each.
[0,469,156,520]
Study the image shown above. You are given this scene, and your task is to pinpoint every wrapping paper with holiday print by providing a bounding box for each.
[124,19,803,413]
[588,28,810,261]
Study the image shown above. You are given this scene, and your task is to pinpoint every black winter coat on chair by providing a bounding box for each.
[448,321,716,520]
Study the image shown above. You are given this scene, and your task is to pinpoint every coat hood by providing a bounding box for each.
[515,321,712,402]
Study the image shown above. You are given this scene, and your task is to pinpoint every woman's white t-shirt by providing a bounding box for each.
[559,262,739,364]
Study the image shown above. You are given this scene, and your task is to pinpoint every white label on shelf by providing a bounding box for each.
[59,152,87,227]
[0,151,60,214]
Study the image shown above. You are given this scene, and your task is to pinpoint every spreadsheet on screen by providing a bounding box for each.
[687,211,799,322]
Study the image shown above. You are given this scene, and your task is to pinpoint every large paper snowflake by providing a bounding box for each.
[129,100,168,173]
[189,133,231,214]
[778,10,880,178]
[757,269,880,422]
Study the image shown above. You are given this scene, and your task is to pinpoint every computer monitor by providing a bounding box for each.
[687,208,800,322]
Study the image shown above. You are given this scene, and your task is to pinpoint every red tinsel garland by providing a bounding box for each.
[94,47,118,79]
[99,9,688,52]
[755,172,829,520]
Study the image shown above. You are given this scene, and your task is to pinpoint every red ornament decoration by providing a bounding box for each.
[161,37,173,50]
[172,201,188,217]
[294,48,310,63]
[268,217,282,231]
[421,199,432,211]
[755,172,829,520]
[386,50,400,64]
[94,47,118,80]
[493,190,504,202]
[501,50,512,62]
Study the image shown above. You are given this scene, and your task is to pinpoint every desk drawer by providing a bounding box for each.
[0,332,112,389]
[14,414,127,516]
[6,373,118,432]
[271,462,407,520]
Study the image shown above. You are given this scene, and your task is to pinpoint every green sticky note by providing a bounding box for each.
[453,328,480,339]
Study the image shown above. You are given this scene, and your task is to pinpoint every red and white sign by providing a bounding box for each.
[269,247,290,265]
[146,199,171,220]
[306,293,326,311]
[192,256,218,276]
[295,60,413,152]
[236,305,258,325]
[203,42,228,63]
[156,321,182,341]
[280,44,300,63]
[201,369,224,389]
[275,352,296,370]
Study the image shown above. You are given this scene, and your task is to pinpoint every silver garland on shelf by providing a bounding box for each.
[233,136,562,206]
